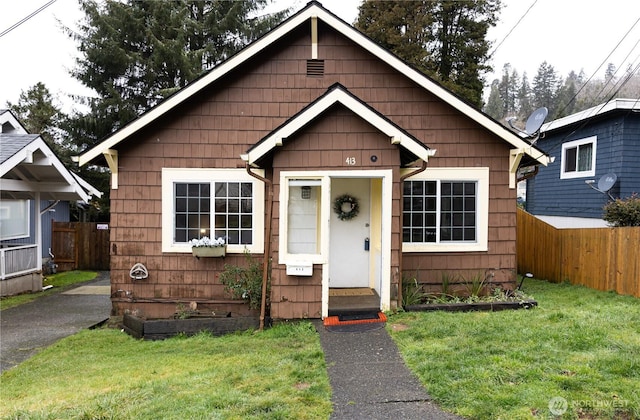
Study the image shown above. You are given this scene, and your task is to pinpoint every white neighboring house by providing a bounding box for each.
[0,109,102,296]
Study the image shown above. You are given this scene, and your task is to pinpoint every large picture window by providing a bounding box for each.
[162,169,264,253]
[561,136,596,179]
[403,180,477,243]
[402,168,488,252]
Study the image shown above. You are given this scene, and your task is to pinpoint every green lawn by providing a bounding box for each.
[2,278,638,419]
[0,322,331,419]
[388,279,640,419]
[0,271,98,310]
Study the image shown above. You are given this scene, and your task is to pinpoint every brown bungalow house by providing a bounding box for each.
[77,2,551,321]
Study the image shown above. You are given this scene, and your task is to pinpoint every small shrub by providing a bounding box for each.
[603,193,640,226]
[219,251,268,310]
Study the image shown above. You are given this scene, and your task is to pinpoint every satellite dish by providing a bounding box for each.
[586,173,617,200]
[524,107,548,136]
[597,173,617,192]
[507,107,548,144]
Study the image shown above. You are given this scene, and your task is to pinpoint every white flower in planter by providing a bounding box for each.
[190,236,226,247]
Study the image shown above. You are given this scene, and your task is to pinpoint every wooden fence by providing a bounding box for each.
[517,208,640,298]
[52,222,110,271]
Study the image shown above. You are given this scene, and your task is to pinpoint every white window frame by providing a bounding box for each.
[560,136,597,179]
[161,168,265,254]
[279,174,328,265]
[0,200,30,240]
[401,167,489,253]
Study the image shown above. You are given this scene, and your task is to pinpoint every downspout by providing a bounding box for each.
[246,164,273,331]
[397,159,428,309]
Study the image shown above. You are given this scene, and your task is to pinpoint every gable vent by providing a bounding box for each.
[306,59,324,77]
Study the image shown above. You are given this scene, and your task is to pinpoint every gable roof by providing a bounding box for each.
[1,133,102,202]
[77,1,551,167]
[541,98,640,133]
[0,109,28,134]
[243,83,436,166]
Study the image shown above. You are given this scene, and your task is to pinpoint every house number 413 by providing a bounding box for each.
[345,157,356,166]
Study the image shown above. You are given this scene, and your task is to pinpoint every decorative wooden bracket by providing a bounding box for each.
[509,148,525,189]
[103,149,119,189]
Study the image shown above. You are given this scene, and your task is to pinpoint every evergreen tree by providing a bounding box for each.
[66,0,288,149]
[7,83,72,166]
[498,63,519,119]
[532,61,559,114]
[484,79,503,120]
[554,71,579,118]
[517,73,533,122]
[356,0,501,107]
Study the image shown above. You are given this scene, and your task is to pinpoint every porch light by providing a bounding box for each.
[301,186,311,199]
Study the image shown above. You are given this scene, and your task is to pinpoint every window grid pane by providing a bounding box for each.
[175,183,210,242]
[213,182,253,245]
[403,180,477,244]
[175,181,253,245]
[440,182,476,242]
[577,144,593,171]
[403,180,437,243]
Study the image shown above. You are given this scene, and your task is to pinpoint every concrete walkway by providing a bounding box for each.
[316,321,463,420]
[0,272,111,373]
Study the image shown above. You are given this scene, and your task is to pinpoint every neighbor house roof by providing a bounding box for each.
[1,133,102,202]
[541,98,640,133]
[0,109,28,134]
[77,1,551,167]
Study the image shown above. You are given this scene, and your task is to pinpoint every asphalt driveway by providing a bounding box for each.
[0,272,111,373]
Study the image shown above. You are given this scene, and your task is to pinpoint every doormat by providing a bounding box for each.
[329,288,375,296]
[323,311,387,326]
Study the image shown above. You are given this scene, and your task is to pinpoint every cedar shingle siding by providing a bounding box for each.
[105,16,518,319]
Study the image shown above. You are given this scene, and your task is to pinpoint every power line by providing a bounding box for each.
[0,0,57,39]
[489,0,538,58]
[553,16,640,118]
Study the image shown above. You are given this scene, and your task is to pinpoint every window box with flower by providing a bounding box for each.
[191,236,226,258]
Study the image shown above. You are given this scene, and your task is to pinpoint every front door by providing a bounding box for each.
[329,178,371,288]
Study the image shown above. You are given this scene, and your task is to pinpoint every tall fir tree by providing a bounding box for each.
[7,83,71,166]
[66,0,288,150]
[532,61,559,114]
[484,79,504,120]
[498,63,519,119]
[517,73,533,122]
[356,0,501,107]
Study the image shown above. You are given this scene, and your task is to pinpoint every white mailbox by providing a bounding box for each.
[286,263,313,276]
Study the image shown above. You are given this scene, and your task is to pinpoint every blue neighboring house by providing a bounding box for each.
[525,98,640,228]
[0,109,101,295]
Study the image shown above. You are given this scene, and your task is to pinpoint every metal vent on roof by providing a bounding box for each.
[307,59,324,77]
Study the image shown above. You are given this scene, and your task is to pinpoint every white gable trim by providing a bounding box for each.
[0,109,28,134]
[242,85,435,165]
[1,136,100,203]
[77,2,550,167]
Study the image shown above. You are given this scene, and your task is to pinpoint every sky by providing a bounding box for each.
[1,0,639,113]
